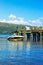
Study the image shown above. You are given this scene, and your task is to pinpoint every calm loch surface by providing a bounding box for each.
[0,36,43,65]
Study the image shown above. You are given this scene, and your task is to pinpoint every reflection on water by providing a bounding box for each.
[0,38,43,65]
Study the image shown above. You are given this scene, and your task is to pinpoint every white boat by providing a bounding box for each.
[8,34,24,41]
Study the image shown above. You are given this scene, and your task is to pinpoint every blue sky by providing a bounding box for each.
[0,0,43,26]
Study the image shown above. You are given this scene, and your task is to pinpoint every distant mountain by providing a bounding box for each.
[0,22,26,34]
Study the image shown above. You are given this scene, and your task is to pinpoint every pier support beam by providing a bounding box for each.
[40,32,42,42]
[23,30,26,41]
[30,33,33,41]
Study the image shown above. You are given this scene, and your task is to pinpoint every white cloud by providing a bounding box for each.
[0,19,6,23]
[0,14,43,26]
[28,19,42,26]
[18,17,24,21]
[5,19,29,26]
[8,15,29,25]
[9,14,16,19]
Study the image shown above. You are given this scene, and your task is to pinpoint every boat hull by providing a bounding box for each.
[8,36,24,41]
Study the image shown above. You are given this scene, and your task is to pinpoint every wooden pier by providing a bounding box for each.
[17,29,43,42]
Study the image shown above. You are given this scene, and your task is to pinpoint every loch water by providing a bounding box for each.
[0,35,43,65]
